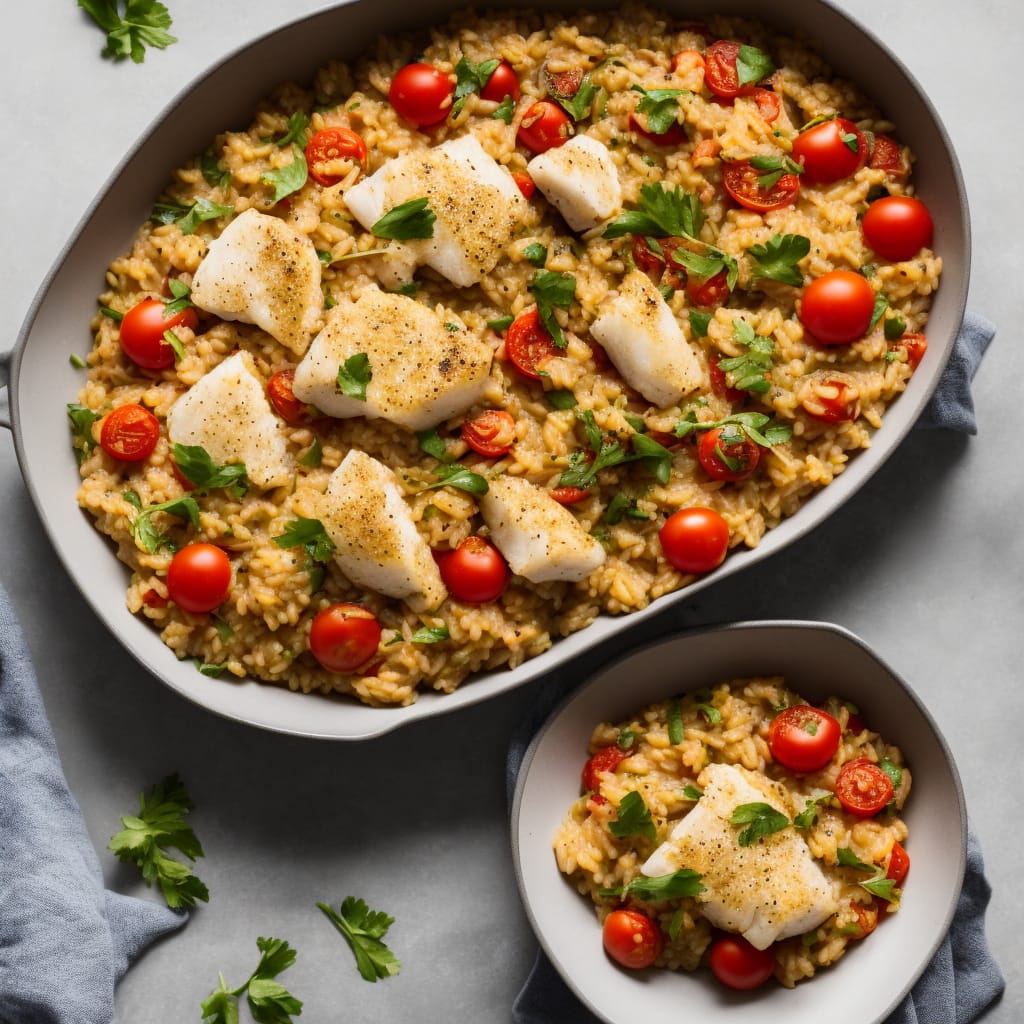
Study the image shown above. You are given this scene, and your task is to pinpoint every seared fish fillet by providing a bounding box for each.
[291,285,492,432]
[344,133,525,288]
[526,134,622,232]
[166,351,291,490]
[642,763,839,950]
[318,450,446,613]
[479,475,606,583]
[190,208,323,356]
[589,270,703,407]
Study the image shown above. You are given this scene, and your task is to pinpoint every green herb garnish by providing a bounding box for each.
[748,233,810,286]
[529,270,576,349]
[78,0,177,64]
[731,802,790,847]
[336,353,372,401]
[262,145,308,204]
[172,443,248,498]
[200,937,302,1024]
[371,197,436,240]
[316,897,401,983]
[608,790,657,843]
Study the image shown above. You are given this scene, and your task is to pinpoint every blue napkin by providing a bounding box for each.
[0,580,185,1024]
[508,311,1004,1024]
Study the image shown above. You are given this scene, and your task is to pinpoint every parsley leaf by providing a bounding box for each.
[416,427,453,463]
[317,897,402,982]
[630,85,689,135]
[172,443,249,498]
[79,0,177,64]
[423,463,490,496]
[151,197,235,235]
[609,790,657,843]
[713,318,776,395]
[130,493,201,553]
[622,868,706,902]
[794,795,827,829]
[408,625,450,644]
[748,233,810,286]
[336,353,372,401]
[273,517,335,564]
[492,95,516,124]
[67,403,101,463]
[108,773,208,910]
[667,697,684,744]
[201,937,303,1024]
[735,45,775,86]
[837,847,876,872]
[689,310,712,337]
[669,244,738,292]
[748,153,803,190]
[262,145,308,204]
[452,55,501,116]
[269,111,310,149]
[861,875,900,903]
[529,270,576,349]
[884,315,907,341]
[522,241,548,267]
[557,413,671,490]
[731,802,790,846]
[372,197,436,240]
[603,183,704,240]
[673,410,791,448]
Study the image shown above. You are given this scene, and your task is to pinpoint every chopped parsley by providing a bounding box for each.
[67,403,101,463]
[151,197,235,235]
[127,492,200,553]
[273,517,335,564]
[452,55,501,116]
[731,802,790,847]
[735,44,776,86]
[423,463,489,496]
[262,145,308,203]
[336,353,372,401]
[673,410,792,448]
[371,197,436,240]
[608,790,656,843]
[603,182,704,240]
[712,318,776,395]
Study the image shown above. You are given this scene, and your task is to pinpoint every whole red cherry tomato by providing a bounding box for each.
[708,935,776,990]
[791,117,867,183]
[166,543,232,614]
[516,99,571,153]
[602,909,662,969]
[799,270,876,346]
[388,62,455,126]
[696,425,761,482]
[480,60,520,102]
[659,507,730,574]
[862,195,934,262]
[99,403,160,461]
[309,603,382,672]
[768,705,842,772]
[834,757,895,818]
[119,297,198,370]
[437,536,508,603]
[305,127,367,187]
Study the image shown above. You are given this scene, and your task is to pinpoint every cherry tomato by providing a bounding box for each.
[670,48,707,78]
[791,117,867,184]
[886,841,911,884]
[799,370,862,423]
[686,268,731,308]
[437,536,508,603]
[722,160,800,213]
[697,426,761,482]
[141,588,168,609]
[659,507,730,574]
[582,745,630,792]
[891,332,928,369]
[119,297,198,370]
[309,603,382,673]
[99,403,160,461]
[480,60,520,102]
[799,270,876,346]
[388,62,454,126]
[166,543,232,614]
[305,127,367,187]
[869,134,906,177]
[704,40,759,99]
[631,236,687,291]
[708,354,744,403]
[504,307,560,379]
[834,757,895,818]
[768,705,842,773]
[266,368,310,425]
[516,99,571,153]
[602,909,662,969]
[849,901,879,939]
[708,935,776,990]
[511,171,536,199]
[862,195,934,262]
[462,410,516,457]
[750,87,781,123]
[549,486,589,506]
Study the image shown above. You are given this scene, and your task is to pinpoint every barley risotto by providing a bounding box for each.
[69,4,941,706]
[554,677,911,988]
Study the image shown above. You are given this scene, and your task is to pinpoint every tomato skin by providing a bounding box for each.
[602,909,662,969]
[799,370,862,423]
[750,87,781,123]
[309,603,382,673]
[697,426,761,482]
[504,307,560,379]
[792,117,867,184]
[582,745,630,792]
[305,127,367,187]
[462,409,517,457]
[166,543,232,614]
[438,536,508,603]
[266,368,311,425]
[628,112,687,146]
[549,485,589,506]
[722,160,800,213]
[862,195,934,262]
[886,841,911,884]
[708,936,776,990]
[516,99,571,153]
[892,331,928,369]
[708,355,744,403]
[834,757,895,818]
[511,171,536,199]
[119,297,198,370]
[800,270,876,346]
[685,268,731,307]
[768,705,842,773]
[99,403,160,461]
[869,134,906,177]
[388,62,454,126]
[480,60,520,102]
[659,507,730,574]
[704,40,759,99]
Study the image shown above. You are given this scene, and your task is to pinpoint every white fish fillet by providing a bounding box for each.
[317,450,446,613]
[479,475,606,583]
[589,269,703,407]
[190,208,324,356]
[526,134,622,232]
[291,285,493,432]
[344,133,524,288]
[642,763,839,950]
[165,351,290,490]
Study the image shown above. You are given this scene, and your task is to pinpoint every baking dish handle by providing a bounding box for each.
[0,350,10,431]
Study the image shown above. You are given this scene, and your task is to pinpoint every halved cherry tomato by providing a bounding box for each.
[708,935,776,990]
[437,536,508,603]
[791,117,867,184]
[704,40,759,99]
[869,134,907,177]
[602,909,662,969]
[848,901,880,939]
[141,588,168,609]
[800,270,875,346]
[504,307,560,379]
[267,368,310,425]
[480,60,520,102]
[388,62,455,126]
[697,425,761,482]
[670,48,707,80]
[462,410,516,457]
[799,370,862,423]
[511,171,536,199]
[750,87,781,123]
[166,543,232,614]
[886,841,910,884]
[708,354,744,403]
[768,705,842,773]
[549,485,589,506]
[517,99,571,153]
[659,507,730,574]
[891,332,928,369]
[99,403,160,461]
[834,757,895,818]
[629,112,687,146]
[308,603,382,672]
[305,127,367,187]
[582,745,630,792]
[862,194,934,262]
[631,236,687,290]
[119,297,198,370]
[686,268,731,308]
[722,160,800,212]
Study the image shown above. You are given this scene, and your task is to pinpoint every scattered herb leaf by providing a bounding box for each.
[731,801,790,847]
[336,353,372,401]
[372,197,436,240]
[317,897,401,983]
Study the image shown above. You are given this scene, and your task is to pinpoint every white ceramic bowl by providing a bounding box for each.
[1,1,969,738]
[511,620,966,1024]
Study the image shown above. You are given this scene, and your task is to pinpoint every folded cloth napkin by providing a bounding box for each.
[0,580,185,1024]
[508,311,1004,1024]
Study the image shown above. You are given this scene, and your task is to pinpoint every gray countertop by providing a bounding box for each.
[1,2,1019,1021]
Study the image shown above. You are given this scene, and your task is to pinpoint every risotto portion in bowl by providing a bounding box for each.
[69,4,941,706]
[554,676,912,989]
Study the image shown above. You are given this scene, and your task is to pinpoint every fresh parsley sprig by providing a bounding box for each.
[608,790,657,843]
[630,85,689,136]
[748,233,810,286]
[317,897,402,982]
[731,801,790,847]
[67,403,101,463]
[558,410,673,490]
[452,55,501,116]
[712,318,777,395]
[372,197,436,240]
[126,491,201,553]
[603,183,704,240]
[172,443,249,498]
[673,410,791,448]
[201,937,303,1024]
[336,353,372,401]
[529,270,576,349]
[79,0,177,64]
